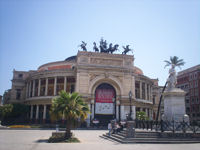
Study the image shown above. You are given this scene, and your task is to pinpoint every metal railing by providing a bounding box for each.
[134,119,200,133]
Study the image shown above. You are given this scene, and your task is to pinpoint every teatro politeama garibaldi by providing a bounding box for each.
[8,51,160,126]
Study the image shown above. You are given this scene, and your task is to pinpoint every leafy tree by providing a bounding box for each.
[136,111,148,120]
[164,56,185,69]
[50,91,89,139]
[8,103,29,118]
[0,104,13,120]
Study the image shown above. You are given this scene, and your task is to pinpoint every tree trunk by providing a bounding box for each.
[65,122,72,139]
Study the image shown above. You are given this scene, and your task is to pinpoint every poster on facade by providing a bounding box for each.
[95,89,114,115]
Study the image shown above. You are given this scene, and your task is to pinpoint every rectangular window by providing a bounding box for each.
[18,74,23,78]
[135,81,140,99]
[186,107,190,112]
[153,95,156,104]
[142,83,145,99]
[16,89,21,100]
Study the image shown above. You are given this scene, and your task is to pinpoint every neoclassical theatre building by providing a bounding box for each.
[8,51,160,125]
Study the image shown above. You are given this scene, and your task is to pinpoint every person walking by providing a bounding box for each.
[108,122,112,136]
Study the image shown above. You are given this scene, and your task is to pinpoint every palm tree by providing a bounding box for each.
[164,56,185,69]
[50,91,89,139]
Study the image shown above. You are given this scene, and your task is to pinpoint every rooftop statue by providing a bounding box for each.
[78,39,133,54]
[79,41,87,51]
[109,44,119,54]
[99,38,108,53]
[93,42,99,52]
[122,45,133,54]
[107,43,113,53]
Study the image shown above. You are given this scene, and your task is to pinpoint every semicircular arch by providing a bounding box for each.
[89,75,123,96]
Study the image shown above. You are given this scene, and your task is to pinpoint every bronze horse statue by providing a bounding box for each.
[79,41,87,51]
[93,42,99,52]
[122,45,133,54]
[108,44,119,54]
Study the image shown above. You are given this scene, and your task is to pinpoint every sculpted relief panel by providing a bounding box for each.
[90,58,122,66]
[79,56,89,64]
[124,60,132,66]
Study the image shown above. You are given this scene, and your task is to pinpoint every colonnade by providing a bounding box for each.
[26,76,75,98]
[30,104,50,122]
[135,80,153,101]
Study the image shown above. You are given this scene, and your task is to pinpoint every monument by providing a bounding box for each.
[163,64,188,122]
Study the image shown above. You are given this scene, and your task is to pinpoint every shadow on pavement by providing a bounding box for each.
[35,139,49,143]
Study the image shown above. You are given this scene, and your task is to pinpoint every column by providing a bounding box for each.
[150,86,152,102]
[86,104,90,127]
[38,79,41,96]
[54,77,57,95]
[32,80,35,97]
[116,101,119,121]
[30,105,33,119]
[36,105,39,120]
[43,105,47,121]
[64,76,67,92]
[75,73,79,92]
[145,84,148,100]
[45,78,48,96]
[120,105,125,120]
[148,85,150,101]
[91,100,95,119]
[28,81,31,97]
[145,108,148,117]
[132,106,136,120]
[149,109,153,120]
[140,81,142,99]
[26,83,28,98]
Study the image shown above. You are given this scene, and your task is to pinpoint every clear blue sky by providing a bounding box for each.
[0,0,200,95]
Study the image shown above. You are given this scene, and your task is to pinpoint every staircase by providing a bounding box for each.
[102,129,200,144]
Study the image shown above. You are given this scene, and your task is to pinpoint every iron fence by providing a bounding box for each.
[134,119,200,133]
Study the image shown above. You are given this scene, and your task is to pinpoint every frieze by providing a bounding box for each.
[78,51,134,59]
[90,58,122,66]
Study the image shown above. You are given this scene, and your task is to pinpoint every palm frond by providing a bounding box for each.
[165,56,185,69]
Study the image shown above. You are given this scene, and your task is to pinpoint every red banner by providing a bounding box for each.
[96,89,114,103]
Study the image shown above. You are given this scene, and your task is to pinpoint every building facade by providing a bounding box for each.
[6,51,160,125]
[177,64,200,121]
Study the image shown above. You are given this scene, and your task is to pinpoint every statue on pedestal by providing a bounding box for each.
[164,56,185,90]
[167,64,177,90]
[163,56,187,122]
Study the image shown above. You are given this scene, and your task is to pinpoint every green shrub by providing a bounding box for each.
[136,111,149,120]
[48,135,80,143]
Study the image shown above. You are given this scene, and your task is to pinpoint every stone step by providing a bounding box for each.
[102,134,200,144]
[117,131,159,138]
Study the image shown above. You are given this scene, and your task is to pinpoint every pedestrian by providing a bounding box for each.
[108,122,112,136]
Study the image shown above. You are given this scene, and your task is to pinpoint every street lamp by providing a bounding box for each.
[128,91,133,121]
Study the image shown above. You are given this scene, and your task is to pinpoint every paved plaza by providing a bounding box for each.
[0,129,200,150]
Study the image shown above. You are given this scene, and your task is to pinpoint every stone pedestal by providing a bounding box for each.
[163,88,187,122]
[126,121,135,138]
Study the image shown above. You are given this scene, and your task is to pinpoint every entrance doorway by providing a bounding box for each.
[94,83,116,126]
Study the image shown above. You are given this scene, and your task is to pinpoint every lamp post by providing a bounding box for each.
[128,91,133,121]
